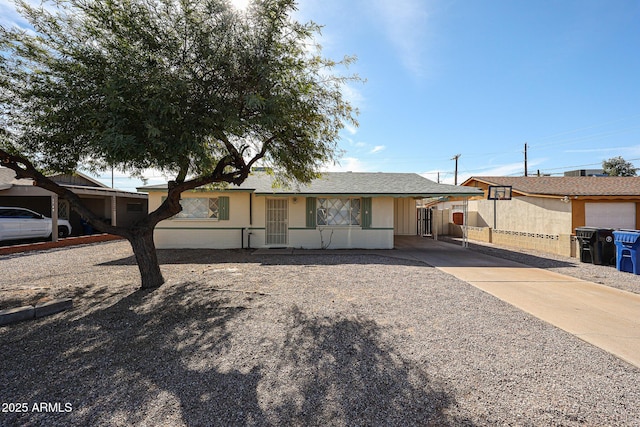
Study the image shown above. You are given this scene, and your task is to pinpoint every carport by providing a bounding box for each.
[394,178,483,248]
[0,167,147,240]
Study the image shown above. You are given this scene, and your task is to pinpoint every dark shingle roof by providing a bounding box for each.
[466,176,640,196]
[139,172,483,197]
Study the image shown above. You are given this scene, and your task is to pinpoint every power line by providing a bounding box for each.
[527,113,640,145]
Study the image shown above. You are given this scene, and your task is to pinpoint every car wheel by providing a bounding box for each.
[58,226,69,239]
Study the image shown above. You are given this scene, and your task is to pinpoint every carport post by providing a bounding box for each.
[111,195,117,226]
[462,197,469,248]
[51,194,58,242]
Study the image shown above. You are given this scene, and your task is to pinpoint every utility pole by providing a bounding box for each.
[437,171,440,183]
[451,154,461,185]
[524,143,528,177]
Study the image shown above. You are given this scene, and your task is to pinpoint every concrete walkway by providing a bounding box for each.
[394,236,640,368]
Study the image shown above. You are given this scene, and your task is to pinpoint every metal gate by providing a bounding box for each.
[266,198,288,246]
[417,207,432,236]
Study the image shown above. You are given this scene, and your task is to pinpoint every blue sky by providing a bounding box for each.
[2,0,639,190]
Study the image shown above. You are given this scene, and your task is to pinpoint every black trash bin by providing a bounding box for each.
[575,227,616,266]
[576,227,597,263]
[594,228,616,266]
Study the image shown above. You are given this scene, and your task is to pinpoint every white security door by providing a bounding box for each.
[266,199,288,245]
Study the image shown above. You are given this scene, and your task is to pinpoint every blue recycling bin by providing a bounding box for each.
[612,230,640,275]
[80,218,94,235]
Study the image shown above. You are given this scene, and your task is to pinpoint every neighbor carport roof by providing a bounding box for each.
[139,172,483,197]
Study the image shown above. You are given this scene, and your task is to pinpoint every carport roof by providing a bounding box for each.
[139,172,483,197]
[0,167,147,199]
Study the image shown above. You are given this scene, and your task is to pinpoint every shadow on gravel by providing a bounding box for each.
[0,282,264,426]
[0,281,472,426]
[0,291,49,310]
[98,249,429,268]
[267,306,473,426]
[440,238,576,269]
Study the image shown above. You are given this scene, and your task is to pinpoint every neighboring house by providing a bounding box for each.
[458,175,640,256]
[138,172,482,249]
[0,167,148,236]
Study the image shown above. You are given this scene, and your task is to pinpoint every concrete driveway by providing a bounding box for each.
[394,236,640,368]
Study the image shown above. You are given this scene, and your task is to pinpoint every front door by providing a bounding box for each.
[266,198,288,246]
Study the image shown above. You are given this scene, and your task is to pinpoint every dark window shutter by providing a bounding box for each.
[218,197,230,220]
[362,197,372,228]
[306,197,316,228]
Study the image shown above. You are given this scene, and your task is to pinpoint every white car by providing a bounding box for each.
[0,207,72,242]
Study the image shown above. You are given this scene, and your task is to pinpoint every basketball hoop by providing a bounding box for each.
[487,185,512,230]
[487,185,512,200]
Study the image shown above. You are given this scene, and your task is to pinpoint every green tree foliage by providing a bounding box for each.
[0,0,359,288]
[602,156,637,177]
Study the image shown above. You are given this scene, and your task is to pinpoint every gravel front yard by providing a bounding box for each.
[1,240,639,426]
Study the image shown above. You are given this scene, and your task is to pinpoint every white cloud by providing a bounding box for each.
[341,82,365,111]
[370,145,386,154]
[323,157,369,172]
[343,123,358,136]
[0,0,64,29]
[0,0,31,28]
[369,0,430,76]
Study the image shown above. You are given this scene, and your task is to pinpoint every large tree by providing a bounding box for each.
[602,156,637,177]
[0,0,358,289]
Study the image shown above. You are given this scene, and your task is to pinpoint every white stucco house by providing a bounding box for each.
[138,172,482,249]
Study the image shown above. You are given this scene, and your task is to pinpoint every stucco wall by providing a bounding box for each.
[430,208,450,238]
[149,192,396,249]
[394,198,417,235]
[296,196,394,249]
[470,196,572,235]
[151,191,251,249]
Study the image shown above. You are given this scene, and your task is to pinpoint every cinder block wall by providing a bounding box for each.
[465,226,576,258]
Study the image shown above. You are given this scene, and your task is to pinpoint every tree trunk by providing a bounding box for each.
[128,228,165,289]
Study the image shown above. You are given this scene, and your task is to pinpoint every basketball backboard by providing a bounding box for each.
[487,185,512,200]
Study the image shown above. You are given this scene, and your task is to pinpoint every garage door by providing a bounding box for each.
[585,203,636,229]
